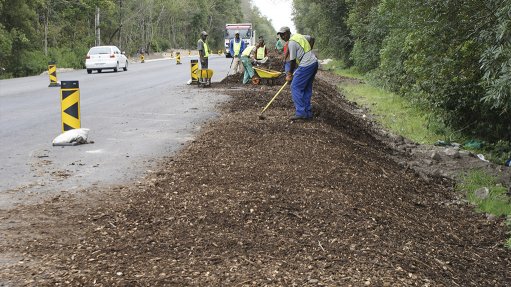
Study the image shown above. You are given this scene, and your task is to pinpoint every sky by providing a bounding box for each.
[252,0,296,33]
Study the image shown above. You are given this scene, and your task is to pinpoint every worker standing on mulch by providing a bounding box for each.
[240,45,257,84]
[277,26,318,121]
[229,31,245,74]
[255,36,268,61]
[197,31,209,69]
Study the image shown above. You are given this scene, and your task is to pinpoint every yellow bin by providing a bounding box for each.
[198,69,214,87]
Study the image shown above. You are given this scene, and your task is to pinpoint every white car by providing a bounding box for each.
[85,45,128,74]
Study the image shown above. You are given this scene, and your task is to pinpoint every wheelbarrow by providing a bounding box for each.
[198,69,214,87]
[252,67,282,85]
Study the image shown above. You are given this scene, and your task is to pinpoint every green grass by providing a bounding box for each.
[340,83,439,144]
[324,63,444,144]
[457,170,511,217]
[457,170,511,248]
[324,60,364,80]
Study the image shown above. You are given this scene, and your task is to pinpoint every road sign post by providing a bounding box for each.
[190,59,198,84]
[48,61,60,87]
[60,81,81,132]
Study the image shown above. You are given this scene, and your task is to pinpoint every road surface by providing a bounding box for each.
[0,55,231,209]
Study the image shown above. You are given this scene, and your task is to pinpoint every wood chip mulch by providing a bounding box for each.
[0,71,510,286]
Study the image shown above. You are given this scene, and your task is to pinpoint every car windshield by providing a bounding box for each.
[225,29,251,39]
[89,47,111,55]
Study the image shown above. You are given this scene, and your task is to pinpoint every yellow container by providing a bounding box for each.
[253,67,281,79]
[198,69,214,80]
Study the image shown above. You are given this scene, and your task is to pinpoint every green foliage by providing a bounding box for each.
[480,1,511,114]
[48,46,89,69]
[293,0,352,64]
[0,23,12,69]
[0,0,269,77]
[506,218,511,249]
[294,0,511,142]
[482,140,511,165]
[15,50,48,77]
[243,3,275,46]
[346,0,385,72]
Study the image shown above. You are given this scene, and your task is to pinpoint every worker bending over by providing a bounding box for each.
[240,45,257,84]
[277,26,318,121]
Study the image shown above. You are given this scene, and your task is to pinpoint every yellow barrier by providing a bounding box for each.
[190,59,199,84]
[60,81,81,132]
[140,54,145,63]
[48,61,60,87]
[176,52,181,65]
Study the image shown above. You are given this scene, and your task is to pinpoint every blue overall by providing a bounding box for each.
[291,62,318,118]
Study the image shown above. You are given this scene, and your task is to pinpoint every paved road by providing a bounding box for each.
[0,56,231,209]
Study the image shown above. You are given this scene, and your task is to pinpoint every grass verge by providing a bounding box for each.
[457,170,511,216]
[457,170,511,248]
[324,61,511,247]
[324,63,445,145]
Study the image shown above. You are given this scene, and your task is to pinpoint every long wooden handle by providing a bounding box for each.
[259,81,289,115]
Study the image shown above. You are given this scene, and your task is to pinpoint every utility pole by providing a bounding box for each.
[44,4,49,56]
[95,6,101,46]
[119,0,123,50]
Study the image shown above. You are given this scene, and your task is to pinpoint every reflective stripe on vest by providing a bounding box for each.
[199,39,209,57]
[233,40,242,56]
[290,34,311,53]
[256,46,265,60]
[242,45,255,57]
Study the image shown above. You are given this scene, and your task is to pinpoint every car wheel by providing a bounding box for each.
[87,69,92,74]
[123,61,128,71]
[97,69,102,73]
[114,62,119,72]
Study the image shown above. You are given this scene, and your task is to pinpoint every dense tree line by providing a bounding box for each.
[293,0,511,141]
[0,0,274,78]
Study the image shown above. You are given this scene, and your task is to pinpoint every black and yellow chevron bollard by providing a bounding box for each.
[48,61,60,87]
[60,81,81,132]
[176,52,182,65]
[190,59,198,84]
[140,54,145,63]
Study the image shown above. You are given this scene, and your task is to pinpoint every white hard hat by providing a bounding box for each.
[235,30,240,35]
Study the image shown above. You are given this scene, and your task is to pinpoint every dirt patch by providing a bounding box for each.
[0,70,510,286]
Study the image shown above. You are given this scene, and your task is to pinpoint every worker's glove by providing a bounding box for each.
[285,73,293,82]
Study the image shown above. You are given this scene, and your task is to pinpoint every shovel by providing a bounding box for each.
[258,80,289,120]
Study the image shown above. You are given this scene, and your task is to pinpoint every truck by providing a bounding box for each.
[224,23,255,58]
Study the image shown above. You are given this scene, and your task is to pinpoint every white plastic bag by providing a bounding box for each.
[52,128,90,146]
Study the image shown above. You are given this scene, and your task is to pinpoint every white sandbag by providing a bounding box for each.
[52,128,90,146]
